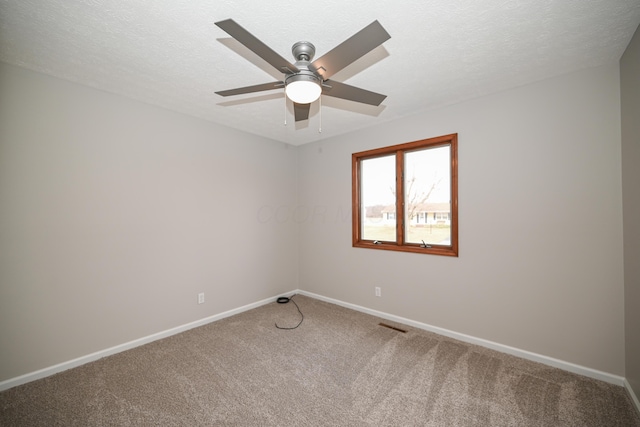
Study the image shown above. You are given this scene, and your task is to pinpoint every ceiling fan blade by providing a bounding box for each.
[215,81,284,97]
[322,80,386,106]
[310,21,390,80]
[294,103,310,122]
[215,19,299,74]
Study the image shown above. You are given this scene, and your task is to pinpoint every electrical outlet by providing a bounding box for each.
[198,293,205,304]
[375,287,381,297]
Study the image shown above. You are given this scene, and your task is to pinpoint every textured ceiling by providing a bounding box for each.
[1,0,639,145]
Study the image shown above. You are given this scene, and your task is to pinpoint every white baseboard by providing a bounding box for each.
[0,291,296,392]
[0,289,629,393]
[625,379,640,415]
[298,290,627,387]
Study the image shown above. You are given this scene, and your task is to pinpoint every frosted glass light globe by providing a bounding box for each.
[285,80,321,104]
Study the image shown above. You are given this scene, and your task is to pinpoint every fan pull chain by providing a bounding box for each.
[283,90,287,126]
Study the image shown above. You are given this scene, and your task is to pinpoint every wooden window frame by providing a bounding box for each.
[352,133,458,257]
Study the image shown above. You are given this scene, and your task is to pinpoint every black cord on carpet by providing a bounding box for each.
[275,294,304,330]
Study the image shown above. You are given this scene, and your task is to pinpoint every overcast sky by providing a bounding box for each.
[361,145,451,206]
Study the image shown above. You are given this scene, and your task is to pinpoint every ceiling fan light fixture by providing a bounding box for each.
[214,19,391,123]
[285,74,321,104]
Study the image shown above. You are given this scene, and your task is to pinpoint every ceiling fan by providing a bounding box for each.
[214,19,391,122]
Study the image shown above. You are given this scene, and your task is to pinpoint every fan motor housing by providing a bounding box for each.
[285,66,320,86]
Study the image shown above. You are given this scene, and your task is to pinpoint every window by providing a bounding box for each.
[352,134,458,256]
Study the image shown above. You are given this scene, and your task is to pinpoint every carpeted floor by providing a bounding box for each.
[1,295,639,426]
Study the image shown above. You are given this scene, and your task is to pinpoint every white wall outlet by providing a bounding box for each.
[198,293,205,304]
[375,287,381,297]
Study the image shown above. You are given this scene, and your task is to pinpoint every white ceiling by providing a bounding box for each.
[1,0,639,145]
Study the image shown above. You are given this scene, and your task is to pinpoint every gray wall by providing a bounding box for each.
[0,63,299,382]
[0,59,631,383]
[298,64,625,375]
[621,24,640,399]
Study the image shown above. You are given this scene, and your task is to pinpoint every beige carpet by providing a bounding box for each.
[1,295,639,426]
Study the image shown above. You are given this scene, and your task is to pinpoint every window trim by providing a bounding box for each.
[352,133,458,257]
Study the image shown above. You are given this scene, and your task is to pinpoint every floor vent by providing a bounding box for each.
[378,323,407,333]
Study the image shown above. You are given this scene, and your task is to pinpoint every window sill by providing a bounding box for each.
[353,241,458,257]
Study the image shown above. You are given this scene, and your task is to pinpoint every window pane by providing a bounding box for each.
[404,145,451,245]
[361,155,396,242]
